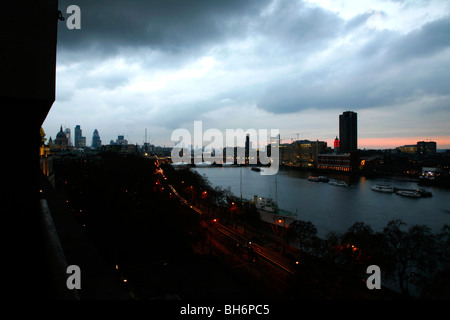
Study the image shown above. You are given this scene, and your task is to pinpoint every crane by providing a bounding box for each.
[292,132,310,141]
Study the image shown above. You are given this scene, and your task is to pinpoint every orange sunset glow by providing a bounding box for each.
[322,137,450,150]
[357,137,450,150]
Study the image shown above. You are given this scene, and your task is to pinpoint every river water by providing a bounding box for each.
[194,167,450,237]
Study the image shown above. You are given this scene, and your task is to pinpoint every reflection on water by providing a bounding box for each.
[194,167,450,237]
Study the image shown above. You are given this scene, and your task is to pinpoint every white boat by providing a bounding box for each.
[371,184,395,193]
[194,161,212,167]
[254,196,297,226]
[329,179,348,187]
[395,190,421,198]
[308,176,329,182]
[171,161,190,168]
[255,196,278,213]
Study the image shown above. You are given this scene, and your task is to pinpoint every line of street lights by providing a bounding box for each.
[155,156,295,274]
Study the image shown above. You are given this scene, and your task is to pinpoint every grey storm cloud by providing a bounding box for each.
[388,16,450,62]
[57,0,272,55]
[257,13,450,114]
[48,0,450,147]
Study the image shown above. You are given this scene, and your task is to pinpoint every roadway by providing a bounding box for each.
[153,157,296,279]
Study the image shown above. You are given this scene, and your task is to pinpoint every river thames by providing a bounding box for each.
[194,167,450,237]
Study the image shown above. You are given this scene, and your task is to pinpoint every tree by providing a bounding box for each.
[417,224,450,298]
[340,222,378,273]
[316,231,341,265]
[382,219,438,296]
[40,127,47,145]
[290,220,318,254]
[436,224,450,267]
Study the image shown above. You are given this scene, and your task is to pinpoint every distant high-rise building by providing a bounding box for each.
[116,135,127,145]
[74,125,82,147]
[417,141,436,157]
[143,128,150,153]
[74,125,86,148]
[339,111,357,153]
[79,137,86,147]
[92,129,102,149]
[64,127,72,146]
[245,134,250,164]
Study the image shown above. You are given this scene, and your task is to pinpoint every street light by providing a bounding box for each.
[274,217,287,255]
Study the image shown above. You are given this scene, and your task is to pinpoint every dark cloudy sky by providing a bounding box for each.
[43,0,450,149]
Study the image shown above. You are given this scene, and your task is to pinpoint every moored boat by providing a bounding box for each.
[329,179,348,187]
[395,190,421,198]
[254,196,296,226]
[194,161,212,167]
[371,184,395,193]
[309,176,329,182]
[416,189,432,197]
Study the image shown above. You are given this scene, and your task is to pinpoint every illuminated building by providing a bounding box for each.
[334,136,339,153]
[397,144,417,154]
[280,140,327,167]
[317,153,357,172]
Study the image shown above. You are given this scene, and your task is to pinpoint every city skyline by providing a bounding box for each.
[43,0,450,149]
[45,121,443,154]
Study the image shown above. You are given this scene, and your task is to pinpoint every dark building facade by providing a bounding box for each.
[74,125,86,148]
[417,141,436,157]
[339,111,357,153]
[3,0,59,297]
[75,125,82,147]
[92,129,102,149]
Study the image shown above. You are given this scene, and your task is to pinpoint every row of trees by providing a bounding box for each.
[288,219,450,298]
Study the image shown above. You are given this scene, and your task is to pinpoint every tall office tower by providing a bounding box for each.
[74,125,82,148]
[339,111,357,153]
[92,129,102,149]
[79,137,86,147]
[64,127,72,146]
[245,134,250,163]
